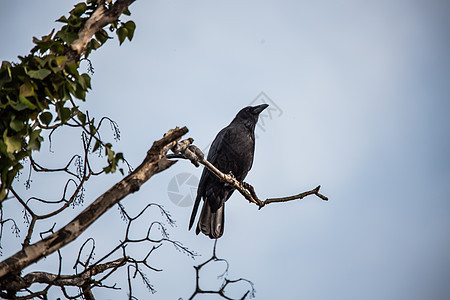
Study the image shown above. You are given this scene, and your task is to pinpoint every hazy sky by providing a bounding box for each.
[1,0,449,299]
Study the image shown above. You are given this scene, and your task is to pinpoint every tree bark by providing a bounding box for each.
[70,0,136,56]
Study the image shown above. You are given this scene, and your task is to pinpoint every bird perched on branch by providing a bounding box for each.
[189,104,269,239]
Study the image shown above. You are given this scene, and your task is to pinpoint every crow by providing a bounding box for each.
[189,104,269,239]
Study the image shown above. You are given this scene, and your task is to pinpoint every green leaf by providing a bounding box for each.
[77,111,86,124]
[38,42,53,53]
[55,55,67,66]
[4,163,24,194]
[103,165,112,173]
[44,87,55,100]
[19,83,34,97]
[40,112,53,125]
[1,60,12,72]
[10,102,28,111]
[10,118,24,132]
[61,84,71,101]
[95,29,109,44]
[124,21,136,41]
[81,73,91,89]
[65,61,78,76]
[3,131,22,153]
[49,55,67,72]
[89,124,97,135]
[74,85,86,100]
[68,16,82,28]
[56,31,79,44]
[0,188,6,202]
[28,68,51,80]
[92,140,101,152]
[53,79,65,98]
[117,27,128,45]
[56,16,68,23]
[90,39,101,50]
[58,106,71,123]
[123,7,131,16]
[42,29,55,42]
[33,56,45,67]
[0,61,12,87]
[115,152,124,161]
[19,95,37,110]
[28,129,43,151]
[71,3,88,17]
[106,145,114,160]
[66,79,77,94]
[50,42,65,54]
[40,55,53,66]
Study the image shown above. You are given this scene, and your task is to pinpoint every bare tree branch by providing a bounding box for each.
[187,240,255,300]
[0,126,188,282]
[243,182,328,209]
[168,139,329,209]
[0,257,127,292]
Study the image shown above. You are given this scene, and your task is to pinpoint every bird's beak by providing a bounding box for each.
[252,104,269,114]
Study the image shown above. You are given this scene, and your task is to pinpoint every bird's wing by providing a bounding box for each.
[189,127,228,230]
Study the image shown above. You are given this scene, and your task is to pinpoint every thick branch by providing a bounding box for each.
[0,127,188,281]
[1,257,127,292]
[168,140,328,209]
[70,0,136,56]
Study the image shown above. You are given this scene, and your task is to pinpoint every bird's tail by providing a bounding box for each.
[189,194,201,231]
[196,200,224,239]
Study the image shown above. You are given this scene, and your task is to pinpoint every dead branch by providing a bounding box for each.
[0,257,127,292]
[168,139,328,210]
[188,240,255,300]
[0,126,188,282]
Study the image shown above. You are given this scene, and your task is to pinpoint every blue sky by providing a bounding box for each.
[1,0,449,299]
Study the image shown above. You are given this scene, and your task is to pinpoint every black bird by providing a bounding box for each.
[189,104,269,239]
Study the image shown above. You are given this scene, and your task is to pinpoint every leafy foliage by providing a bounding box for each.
[0,0,136,200]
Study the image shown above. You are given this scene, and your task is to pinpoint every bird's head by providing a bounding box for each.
[233,104,269,130]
